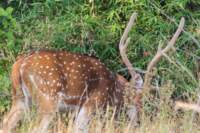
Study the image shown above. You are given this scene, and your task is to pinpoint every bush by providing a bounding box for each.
[0,6,22,114]
[0,0,200,126]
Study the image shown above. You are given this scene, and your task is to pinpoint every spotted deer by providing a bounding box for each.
[0,13,184,133]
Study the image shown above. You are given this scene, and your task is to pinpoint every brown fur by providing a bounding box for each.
[1,50,139,133]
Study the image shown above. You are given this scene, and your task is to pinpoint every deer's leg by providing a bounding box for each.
[74,107,90,133]
[30,113,55,133]
[126,93,142,126]
[74,89,108,133]
[1,98,28,133]
[126,105,138,126]
[30,97,57,133]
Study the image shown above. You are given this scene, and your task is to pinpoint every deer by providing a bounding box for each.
[0,12,185,133]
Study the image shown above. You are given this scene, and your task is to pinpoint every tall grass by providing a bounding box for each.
[0,0,200,132]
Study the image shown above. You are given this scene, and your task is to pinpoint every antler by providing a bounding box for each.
[119,13,143,90]
[119,13,137,79]
[143,17,185,90]
[119,14,185,111]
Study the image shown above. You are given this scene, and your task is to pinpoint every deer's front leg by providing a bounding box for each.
[74,88,109,133]
[74,107,90,133]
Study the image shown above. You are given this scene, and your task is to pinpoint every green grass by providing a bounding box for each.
[0,0,200,132]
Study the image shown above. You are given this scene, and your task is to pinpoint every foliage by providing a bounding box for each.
[0,0,200,130]
[0,6,21,114]
[0,7,19,62]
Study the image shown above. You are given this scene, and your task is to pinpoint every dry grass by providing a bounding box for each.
[1,1,200,132]
[13,81,200,133]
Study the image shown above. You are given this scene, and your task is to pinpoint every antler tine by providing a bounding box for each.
[143,17,185,89]
[119,12,138,80]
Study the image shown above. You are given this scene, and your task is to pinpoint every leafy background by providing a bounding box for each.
[0,0,200,131]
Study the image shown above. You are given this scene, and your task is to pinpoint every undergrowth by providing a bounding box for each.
[0,0,200,132]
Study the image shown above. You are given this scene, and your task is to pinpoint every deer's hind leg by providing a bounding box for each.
[30,112,55,133]
[1,98,28,133]
[0,57,30,133]
[29,96,57,133]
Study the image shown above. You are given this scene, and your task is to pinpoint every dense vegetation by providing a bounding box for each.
[0,0,200,132]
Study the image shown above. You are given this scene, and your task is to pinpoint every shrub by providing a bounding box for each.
[0,7,21,114]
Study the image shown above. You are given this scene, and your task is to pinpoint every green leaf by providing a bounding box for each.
[6,7,13,15]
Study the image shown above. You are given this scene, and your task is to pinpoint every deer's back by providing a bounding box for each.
[14,50,118,107]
